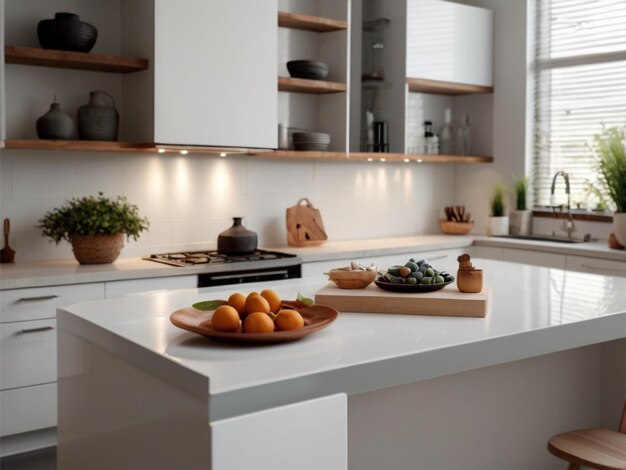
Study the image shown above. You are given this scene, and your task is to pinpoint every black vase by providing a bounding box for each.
[77,91,119,141]
[36,102,75,140]
[217,218,258,255]
[38,12,97,53]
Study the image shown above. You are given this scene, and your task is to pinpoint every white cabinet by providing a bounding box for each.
[210,394,347,470]
[123,0,277,148]
[105,275,197,298]
[0,283,103,450]
[1,319,57,390]
[566,256,626,277]
[406,0,493,87]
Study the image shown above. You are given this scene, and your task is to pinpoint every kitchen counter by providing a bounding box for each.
[2,234,624,290]
[57,259,626,469]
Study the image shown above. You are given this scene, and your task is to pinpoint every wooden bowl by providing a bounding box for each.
[328,268,377,289]
[439,219,474,235]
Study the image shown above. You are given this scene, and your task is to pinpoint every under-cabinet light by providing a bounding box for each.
[404,158,410,163]
[157,148,166,154]
[180,150,188,155]
[220,152,227,157]
[417,159,423,163]
[367,158,373,162]
[380,158,386,162]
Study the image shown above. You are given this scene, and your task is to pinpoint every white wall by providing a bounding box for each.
[0,150,456,261]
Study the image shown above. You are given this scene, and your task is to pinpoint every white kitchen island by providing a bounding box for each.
[56,259,626,470]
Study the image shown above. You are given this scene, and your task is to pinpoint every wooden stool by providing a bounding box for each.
[548,401,626,470]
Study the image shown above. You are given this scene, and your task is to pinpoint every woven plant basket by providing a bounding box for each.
[70,233,124,264]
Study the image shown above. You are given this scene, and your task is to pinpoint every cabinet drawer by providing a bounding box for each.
[105,275,197,298]
[0,383,57,437]
[0,283,104,323]
[566,256,626,277]
[502,248,566,269]
[1,319,57,390]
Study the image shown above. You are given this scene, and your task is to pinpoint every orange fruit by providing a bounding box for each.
[211,305,241,332]
[261,288,282,313]
[275,309,304,331]
[245,294,270,315]
[227,292,246,316]
[247,291,260,298]
[243,311,275,334]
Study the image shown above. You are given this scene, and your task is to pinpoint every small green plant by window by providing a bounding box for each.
[38,193,149,244]
[512,175,529,211]
[593,126,626,213]
[490,183,506,217]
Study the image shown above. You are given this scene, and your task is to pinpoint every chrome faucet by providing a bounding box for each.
[550,171,575,239]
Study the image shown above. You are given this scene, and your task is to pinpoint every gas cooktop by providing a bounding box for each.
[143,249,298,267]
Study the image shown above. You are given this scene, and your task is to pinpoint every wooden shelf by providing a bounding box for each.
[2,140,493,164]
[3,139,155,153]
[2,140,265,155]
[260,150,493,164]
[278,76,347,94]
[4,45,149,73]
[406,77,493,95]
[278,11,348,32]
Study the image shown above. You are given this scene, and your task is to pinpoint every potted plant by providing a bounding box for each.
[593,127,626,245]
[509,175,532,235]
[487,183,509,236]
[38,193,149,264]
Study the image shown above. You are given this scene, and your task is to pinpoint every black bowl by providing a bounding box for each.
[287,60,329,80]
[38,13,97,53]
[374,278,454,293]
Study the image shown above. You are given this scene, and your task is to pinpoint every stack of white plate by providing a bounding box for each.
[293,132,331,151]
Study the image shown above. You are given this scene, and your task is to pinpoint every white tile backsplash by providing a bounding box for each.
[0,149,456,261]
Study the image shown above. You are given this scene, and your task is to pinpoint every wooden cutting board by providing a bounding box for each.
[315,283,490,318]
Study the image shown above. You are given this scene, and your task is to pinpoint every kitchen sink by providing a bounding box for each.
[493,234,589,244]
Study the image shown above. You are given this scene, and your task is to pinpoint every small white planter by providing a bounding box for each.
[613,212,626,246]
[487,216,509,236]
[509,210,533,236]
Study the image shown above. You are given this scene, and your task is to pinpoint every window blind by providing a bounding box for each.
[532,0,626,209]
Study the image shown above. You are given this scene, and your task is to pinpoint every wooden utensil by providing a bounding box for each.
[0,218,15,263]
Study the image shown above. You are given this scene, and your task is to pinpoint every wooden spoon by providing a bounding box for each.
[1,218,15,263]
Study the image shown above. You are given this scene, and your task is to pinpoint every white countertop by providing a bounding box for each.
[2,234,624,290]
[58,259,626,420]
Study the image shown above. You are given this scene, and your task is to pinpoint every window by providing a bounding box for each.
[532,0,626,209]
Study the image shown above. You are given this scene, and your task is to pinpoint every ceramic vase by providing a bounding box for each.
[38,12,97,53]
[217,218,258,255]
[509,210,533,236]
[487,216,509,236]
[77,91,119,141]
[36,102,74,139]
[613,213,626,246]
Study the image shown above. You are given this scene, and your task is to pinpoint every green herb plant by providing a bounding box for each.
[490,183,506,217]
[593,126,626,213]
[38,193,149,244]
[512,175,529,211]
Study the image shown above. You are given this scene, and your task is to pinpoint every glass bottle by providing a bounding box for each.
[439,108,455,155]
[456,114,471,155]
[423,120,433,154]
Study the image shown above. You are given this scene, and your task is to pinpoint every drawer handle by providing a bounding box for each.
[17,295,60,302]
[428,255,447,261]
[581,264,626,274]
[20,326,55,334]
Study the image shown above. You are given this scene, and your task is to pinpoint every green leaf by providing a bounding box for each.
[296,292,314,306]
[192,299,227,311]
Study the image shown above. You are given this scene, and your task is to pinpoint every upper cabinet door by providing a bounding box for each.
[406,0,493,87]
[153,0,277,148]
